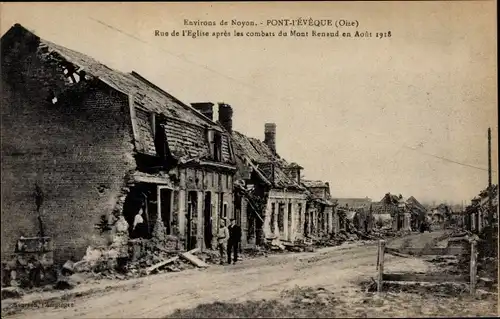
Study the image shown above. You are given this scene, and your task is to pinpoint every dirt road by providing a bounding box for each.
[4,231,450,318]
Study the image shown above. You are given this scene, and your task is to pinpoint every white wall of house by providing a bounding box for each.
[263,189,307,242]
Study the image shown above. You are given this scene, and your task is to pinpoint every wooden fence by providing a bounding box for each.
[376,238,478,295]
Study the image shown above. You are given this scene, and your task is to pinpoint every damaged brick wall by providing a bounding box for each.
[1,38,136,264]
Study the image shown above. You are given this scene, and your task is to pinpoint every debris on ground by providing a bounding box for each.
[1,286,24,300]
[61,260,75,276]
[263,238,286,251]
[282,241,304,252]
[1,236,57,290]
[179,249,209,268]
[53,273,85,290]
[195,249,222,264]
[145,256,180,275]
[242,246,268,259]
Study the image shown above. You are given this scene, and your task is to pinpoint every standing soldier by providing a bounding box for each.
[228,218,242,264]
[216,219,229,265]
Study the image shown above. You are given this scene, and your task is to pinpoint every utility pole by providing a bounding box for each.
[487,127,493,226]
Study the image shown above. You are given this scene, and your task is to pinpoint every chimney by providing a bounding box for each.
[264,123,276,154]
[191,102,214,121]
[218,103,233,134]
[286,163,303,185]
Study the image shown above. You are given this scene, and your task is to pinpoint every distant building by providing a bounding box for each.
[406,196,427,230]
[332,197,372,210]
[301,180,339,236]
[372,193,409,231]
[466,185,498,233]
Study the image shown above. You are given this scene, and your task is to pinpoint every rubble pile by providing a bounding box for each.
[126,236,183,276]
[243,246,269,258]
[1,237,58,290]
[195,249,222,264]
[263,238,286,251]
[308,225,384,248]
[68,243,213,282]
[1,286,24,300]
[312,231,350,247]
[65,217,195,280]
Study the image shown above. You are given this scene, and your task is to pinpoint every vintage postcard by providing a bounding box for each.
[0,1,498,318]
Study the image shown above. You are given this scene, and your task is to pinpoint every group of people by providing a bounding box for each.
[217,218,242,265]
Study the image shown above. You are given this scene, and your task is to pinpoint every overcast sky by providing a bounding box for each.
[2,2,497,205]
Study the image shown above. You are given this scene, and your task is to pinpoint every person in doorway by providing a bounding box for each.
[217,219,229,265]
[228,218,242,264]
[132,208,147,239]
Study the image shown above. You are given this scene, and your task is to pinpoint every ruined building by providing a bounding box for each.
[332,197,372,210]
[231,124,309,248]
[372,193,410,231]
[1,24,237,263]
[301,180,339,237]
[405,196,427,231]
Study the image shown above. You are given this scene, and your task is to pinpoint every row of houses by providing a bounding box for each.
[463,185,499,233]
[1,24,363,264]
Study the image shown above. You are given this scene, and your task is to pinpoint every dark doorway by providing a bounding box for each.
[304,211,310,236]
[187,191,198,251]
[219,193,225,219]
[123,184,154,239]
[255,218,264,246]
[204,192,213,249]
[160,188,173,234]
[278,203,285,234]
[397,213,403,230]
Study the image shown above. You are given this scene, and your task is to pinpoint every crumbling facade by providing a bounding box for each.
[302,180,338,237]
[1,24,236,264]
[463,185,498,233]
[232,125,308,248]
[372,193,427,231]
[405,196,427,231]
[372,193,403,231]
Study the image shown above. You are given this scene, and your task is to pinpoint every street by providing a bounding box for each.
[7,230,495,319]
